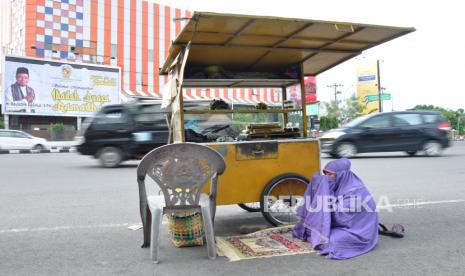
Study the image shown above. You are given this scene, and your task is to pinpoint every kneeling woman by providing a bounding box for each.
[293,158,378,259]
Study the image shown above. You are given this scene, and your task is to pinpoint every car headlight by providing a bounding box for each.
[321,131,345,140]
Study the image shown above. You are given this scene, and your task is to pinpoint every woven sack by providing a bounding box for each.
[167,211,205,247]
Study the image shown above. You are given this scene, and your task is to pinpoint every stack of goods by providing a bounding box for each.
[210,99,231,110]
[255,102,268,110]
[238,123,300,140]
[247,123,283,135]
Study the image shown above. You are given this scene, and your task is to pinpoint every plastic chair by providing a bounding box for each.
[137,143,226,263]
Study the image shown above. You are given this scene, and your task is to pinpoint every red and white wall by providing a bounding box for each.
[18,0,284,105]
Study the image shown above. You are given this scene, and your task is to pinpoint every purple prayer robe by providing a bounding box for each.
[293,158,378,259]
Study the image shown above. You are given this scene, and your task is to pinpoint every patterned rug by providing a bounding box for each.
[216,225,314,261]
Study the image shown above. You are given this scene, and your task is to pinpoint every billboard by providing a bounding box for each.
[2,56,120,117]
[287,76,317,109]
[306,103,320,116]
[304,76,317,104]
[356,59,380,114]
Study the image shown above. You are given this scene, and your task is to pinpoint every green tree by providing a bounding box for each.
[321,95,363,130]
[320,100,341,131]
[324,100,342,120]
[341,95,364,124]
[319,116,339,131]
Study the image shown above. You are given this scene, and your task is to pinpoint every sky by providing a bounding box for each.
[151,0,465,112]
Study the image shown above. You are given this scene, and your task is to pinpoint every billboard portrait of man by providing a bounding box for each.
[5,67,36,104]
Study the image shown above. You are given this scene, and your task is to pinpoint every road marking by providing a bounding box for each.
[1,200,463,234]
[0,223,135,234]
[0,147,75,155]
[0,220,168,234]
[381,199,465,209]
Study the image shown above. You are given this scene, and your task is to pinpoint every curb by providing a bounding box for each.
[0,147,76,155]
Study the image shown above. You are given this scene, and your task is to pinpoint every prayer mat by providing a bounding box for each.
[216,225,314,261]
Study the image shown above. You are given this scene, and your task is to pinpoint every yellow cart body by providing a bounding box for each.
[205,139,320,205]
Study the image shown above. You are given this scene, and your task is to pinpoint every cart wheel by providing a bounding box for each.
[260,173,309,226]
[238,203,261,212]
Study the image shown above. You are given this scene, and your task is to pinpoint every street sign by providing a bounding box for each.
[381,93,391,100]
[365,93,391,102]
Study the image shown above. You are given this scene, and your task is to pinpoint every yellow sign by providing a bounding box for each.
[356,59,380,114]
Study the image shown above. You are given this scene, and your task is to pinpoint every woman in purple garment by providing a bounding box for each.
[293,158,378,260]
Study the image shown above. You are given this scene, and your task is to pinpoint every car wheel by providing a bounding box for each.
[98,146,123,168]
[406,150,417,156]
[33,144,45,151]
[336,142,357,158]
[423,140,443,157]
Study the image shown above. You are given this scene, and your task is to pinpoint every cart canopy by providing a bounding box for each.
[161,12,414,77]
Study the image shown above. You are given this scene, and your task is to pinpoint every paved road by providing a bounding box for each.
[1,143,465,275]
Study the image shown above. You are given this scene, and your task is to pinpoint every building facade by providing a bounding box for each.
[1,0,311,136]
[22,0,191,98]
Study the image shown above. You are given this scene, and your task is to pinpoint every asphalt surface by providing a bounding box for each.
[1,142,465,275]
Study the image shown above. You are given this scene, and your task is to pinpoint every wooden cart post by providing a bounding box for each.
[299,63,308,138]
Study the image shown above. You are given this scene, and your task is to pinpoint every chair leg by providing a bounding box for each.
[142,204,151,248]
[201,205,217,260]
[150,208,163,263]
[209,196,217,224]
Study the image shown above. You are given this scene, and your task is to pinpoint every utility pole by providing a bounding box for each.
[457,113,461,136]
[327,83,343,102]
[380,87,386,113]
[457,109,464,136]
[377,60,382,112]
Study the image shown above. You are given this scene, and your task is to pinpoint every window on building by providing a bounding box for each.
[111,44,117,58]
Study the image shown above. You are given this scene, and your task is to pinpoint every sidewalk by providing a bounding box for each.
[0,140,79,155]
[47,140,79,149]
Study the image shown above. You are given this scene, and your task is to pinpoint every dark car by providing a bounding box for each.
[77,98,234,167]
[77,99,171,167]
[320,111,451,158]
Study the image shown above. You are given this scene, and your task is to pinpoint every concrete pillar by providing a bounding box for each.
[3,114,9,129]
[76,117,81,130]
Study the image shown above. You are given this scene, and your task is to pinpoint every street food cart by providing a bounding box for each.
[159,12,414,225]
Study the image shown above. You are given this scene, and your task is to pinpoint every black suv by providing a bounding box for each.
[320,111,451,158]
[77,98,233,167]
[77,99,171,167]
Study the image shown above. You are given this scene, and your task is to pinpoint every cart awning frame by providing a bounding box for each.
[160,12,415,78]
